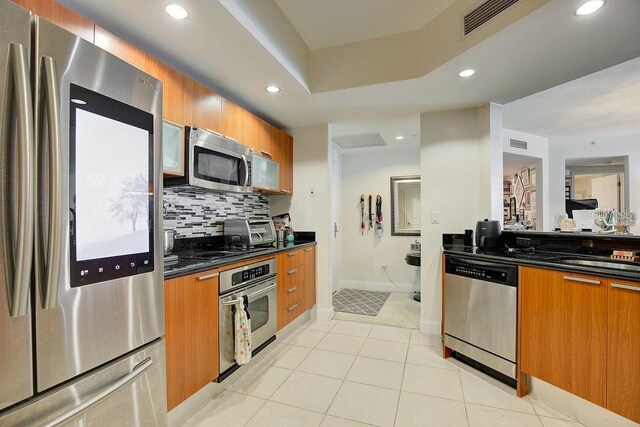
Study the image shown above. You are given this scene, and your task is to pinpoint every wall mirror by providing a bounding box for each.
[390,175,421,236]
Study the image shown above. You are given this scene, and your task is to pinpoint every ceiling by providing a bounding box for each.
[274,0,456,50]
[60,0,640,142]
[503,56,640,138]
[503,152,539,175]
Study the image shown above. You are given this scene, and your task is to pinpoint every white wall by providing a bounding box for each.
[503,129,550,229]
[271,125,334,321]
[548,130,640,234]
[420,105,498,334]
[339,146,421,292]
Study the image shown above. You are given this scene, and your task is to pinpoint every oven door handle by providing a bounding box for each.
[221,283,276,306]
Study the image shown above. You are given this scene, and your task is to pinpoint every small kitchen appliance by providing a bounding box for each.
[475,219,502,249]
[224,219,276,248]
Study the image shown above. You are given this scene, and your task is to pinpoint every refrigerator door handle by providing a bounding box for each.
[40,357,154,427]
[40,56,62,310]
[1,43,34,317]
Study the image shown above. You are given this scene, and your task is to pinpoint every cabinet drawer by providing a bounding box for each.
[277,297,305,330]
[278,266,304,309]
[283,250,303,270]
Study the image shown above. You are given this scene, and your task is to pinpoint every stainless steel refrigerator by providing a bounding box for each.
[0,0,166,425]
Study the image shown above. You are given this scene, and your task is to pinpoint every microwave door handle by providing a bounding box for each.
[241,154,249,188]
[1,43,35,317]
[40,56,62,310]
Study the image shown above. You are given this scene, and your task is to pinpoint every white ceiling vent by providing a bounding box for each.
[332,133,386,150]
[509,138,528,150]
[464,0,521,36]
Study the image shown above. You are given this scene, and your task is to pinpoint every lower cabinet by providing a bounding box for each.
[607,279,640,423]
[520,267,640,423]
[277,245,316,330]
[164,270,219,411]
[304,246,316,309]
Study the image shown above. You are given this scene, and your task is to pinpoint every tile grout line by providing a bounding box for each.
[458,368,471,427]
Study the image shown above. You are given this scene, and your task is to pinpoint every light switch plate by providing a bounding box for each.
[431,211,439,224]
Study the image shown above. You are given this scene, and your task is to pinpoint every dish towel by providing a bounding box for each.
[233,295,252,366]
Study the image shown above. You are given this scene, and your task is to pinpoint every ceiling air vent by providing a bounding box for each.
[509,138,528,150]
[332,133,386,150]
[464,0,521,35]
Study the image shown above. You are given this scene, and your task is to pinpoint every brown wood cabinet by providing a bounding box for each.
[12,0,94,42]
[303,246,316,309]
[277,245,316,330]
[607,278,640,423]
[276,129,294,194]
[221,98,247,143]
[164,270,219,411]
[190,80,222,133]
[520,267,607,407]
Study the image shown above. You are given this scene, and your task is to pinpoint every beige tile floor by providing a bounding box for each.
[333,292,420,329]
[183,319,584,427]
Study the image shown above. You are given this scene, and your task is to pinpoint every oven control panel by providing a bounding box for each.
[232,264,270,286]
[219,258,277,294]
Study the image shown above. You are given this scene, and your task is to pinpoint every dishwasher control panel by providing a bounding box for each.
[445,257,517,286]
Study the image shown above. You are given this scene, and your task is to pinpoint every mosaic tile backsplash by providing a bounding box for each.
[163,186,270,238]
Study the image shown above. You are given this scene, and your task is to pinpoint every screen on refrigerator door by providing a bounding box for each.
[69,84,155,287]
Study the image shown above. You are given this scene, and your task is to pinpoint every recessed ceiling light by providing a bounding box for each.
[265,85,281,93]
[166,4,188,20]
[395,135,405,140]
[458,69,476,78]
[575,0,604,16]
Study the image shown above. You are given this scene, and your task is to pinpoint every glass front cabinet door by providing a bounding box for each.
[162,120,185,176]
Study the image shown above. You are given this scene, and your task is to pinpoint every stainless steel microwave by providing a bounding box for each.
[166,127,253,193]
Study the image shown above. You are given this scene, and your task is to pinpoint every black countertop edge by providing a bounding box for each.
[503,230,640,241]
[163,241,317,280]
[442,245,640,282]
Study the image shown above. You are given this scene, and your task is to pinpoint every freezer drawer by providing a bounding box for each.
[0,339,167,426]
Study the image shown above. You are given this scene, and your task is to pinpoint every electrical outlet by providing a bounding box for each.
[431,211,439,224]
[309,186,316,197]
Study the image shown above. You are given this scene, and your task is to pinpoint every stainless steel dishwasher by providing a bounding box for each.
[444,256,518,382]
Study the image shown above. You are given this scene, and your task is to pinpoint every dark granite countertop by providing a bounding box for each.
[442,244,640,281]
[164,241,316,280]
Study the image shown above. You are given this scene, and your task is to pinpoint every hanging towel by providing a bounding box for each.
[233,295,252,365]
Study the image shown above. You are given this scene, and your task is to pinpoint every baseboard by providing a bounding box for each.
[339,280,414,293]
[529,377,638,427]
[420,319,441,335]
[313,305,334,322]
[167,380,225,427]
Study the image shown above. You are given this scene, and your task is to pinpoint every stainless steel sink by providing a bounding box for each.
[560,259,640,272]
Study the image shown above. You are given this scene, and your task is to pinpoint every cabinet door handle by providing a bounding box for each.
[197,273,219,281]
[287,303,298,312]
[261,150,273,158]
[287,286,298,293]
[304,248,313,252]
[611,283,640,292]
[287,269,297,275]
[564,276,601,285]
[287,252,297,257]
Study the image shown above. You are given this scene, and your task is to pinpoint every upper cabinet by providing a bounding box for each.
[221,98,247,143]
[190,80,222,134]
[276,129,293,194]
[12,0,94,42]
